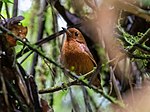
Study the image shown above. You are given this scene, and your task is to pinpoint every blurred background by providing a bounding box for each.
[1,0,150,112]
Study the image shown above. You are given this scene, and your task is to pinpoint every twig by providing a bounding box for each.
[118,26,150,56]
[89,63,101,86]
[39,75,123,107]
[128,53,150,59]
[20,51,33,64]
[16,30,64,59]
[82,86,92,112]
[110,67,123,102]
[130,44,150,54]
[69,88,80,112]
[129,28,150,53]
[88,90,100,111]
[28,75,42,111]
[39,80,79,94]
[16,63,34,105]
[5,3,10,18]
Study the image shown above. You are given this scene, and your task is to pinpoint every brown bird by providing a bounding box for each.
[61,27,100,86]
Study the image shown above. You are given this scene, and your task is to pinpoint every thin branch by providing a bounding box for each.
[28,76,42,111]
[110,67,123,102]
[88,90,100,111]
[89,63,101,86]
[16,30,64,59]
[127,52,150,59]
[129,28,150,53]
[82,86,93,112]
[69,88,80,112]
[20,51,33,64]
[39,80,79,94]
[118,26,150,57]
[5,2,10,18]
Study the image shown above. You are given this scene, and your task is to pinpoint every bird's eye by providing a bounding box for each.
[75,32,79,37]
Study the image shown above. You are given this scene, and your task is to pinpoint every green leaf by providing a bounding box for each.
[1,0,13,4]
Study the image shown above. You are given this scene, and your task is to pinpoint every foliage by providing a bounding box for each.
[1,0,150,112]
[1,0,13,4]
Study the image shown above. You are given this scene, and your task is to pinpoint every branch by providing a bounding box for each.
[118,26,150,56]
[116,0,150,21]
[5,3,10,18]
[128,28,150,53]
[16,30,64,59]
[39,80,79,94]
[28,76,42,111]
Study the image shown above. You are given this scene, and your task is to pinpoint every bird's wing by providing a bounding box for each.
[79,43,97,67]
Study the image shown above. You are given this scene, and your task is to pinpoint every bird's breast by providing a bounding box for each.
[61,40,94,75]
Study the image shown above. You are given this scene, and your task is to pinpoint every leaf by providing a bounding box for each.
[1,0,13,4]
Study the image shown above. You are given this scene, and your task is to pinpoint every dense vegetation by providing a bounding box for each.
[1,0,150,112]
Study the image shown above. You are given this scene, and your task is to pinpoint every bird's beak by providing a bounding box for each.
[62,27,72,37]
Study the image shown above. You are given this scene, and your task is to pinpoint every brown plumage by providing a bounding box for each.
[61,28,100,86]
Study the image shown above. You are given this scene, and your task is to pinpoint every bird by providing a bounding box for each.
[61,27,100,86]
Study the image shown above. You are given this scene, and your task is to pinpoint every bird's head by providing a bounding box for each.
[62,27,86,44]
